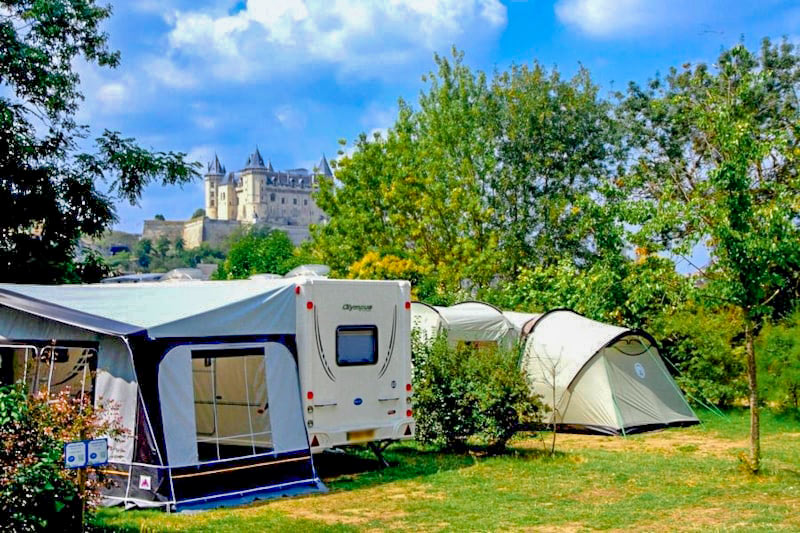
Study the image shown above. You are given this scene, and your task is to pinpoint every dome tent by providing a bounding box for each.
[521,309,699,435]
[502,310,541,338]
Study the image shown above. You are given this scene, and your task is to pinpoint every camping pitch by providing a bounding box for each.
[0,277,413,509]
[521,309,699,435]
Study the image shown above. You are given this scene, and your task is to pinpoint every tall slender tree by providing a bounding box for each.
[620,39,800,472]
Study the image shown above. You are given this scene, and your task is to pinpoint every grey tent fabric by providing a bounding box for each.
[0,279,297,339]
[410,301,516,347]
[521,310,699,434]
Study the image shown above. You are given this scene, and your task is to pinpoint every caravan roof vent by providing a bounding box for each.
[284,264,331,278]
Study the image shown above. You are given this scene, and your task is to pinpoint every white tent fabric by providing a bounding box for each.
[411,301,516,347]
[521,310,698,434]
[502,311,541,337]
[0,279,297,339]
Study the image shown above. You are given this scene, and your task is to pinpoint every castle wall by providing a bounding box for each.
[142,220,186,243]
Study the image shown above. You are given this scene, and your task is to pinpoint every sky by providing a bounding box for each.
[82,0,800,234]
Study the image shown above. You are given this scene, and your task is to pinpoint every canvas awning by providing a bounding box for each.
[0,279,298,340]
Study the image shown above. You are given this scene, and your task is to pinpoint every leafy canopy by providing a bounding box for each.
[0,0,199,284]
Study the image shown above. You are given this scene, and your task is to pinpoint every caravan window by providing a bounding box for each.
[336,326,378,366]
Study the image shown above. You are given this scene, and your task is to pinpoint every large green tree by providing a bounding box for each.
[0,0,198,284]
[312,50,621,294]
[620,39,800,472]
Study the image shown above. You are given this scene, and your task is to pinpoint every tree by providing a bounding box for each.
[214,228,298,279]
[153,214,166,221]
[191,208,205,219]
[0,0,199,284]
[135,239,152,269]
[174,237,185,253]
[619,39,800,472]
[312,49,624,295]
[155,236,171,259]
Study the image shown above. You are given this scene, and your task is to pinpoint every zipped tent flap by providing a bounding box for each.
[602,342,698,429]
[437,302,514,344]
[0,279,298,339]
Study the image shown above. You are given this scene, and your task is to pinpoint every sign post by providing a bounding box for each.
[64,437,108,531]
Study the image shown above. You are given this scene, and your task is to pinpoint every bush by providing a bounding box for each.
[0,386,124,531]
[649,305,747,408]
[757,310,800,411]
[412,332,541,451]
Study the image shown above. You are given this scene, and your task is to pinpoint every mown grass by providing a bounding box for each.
[94,409,800,532]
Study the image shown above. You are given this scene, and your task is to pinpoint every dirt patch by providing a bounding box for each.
[269,480,438,528]
[514,430,746,459]
[517,522,587,532]
[617,505,757,532]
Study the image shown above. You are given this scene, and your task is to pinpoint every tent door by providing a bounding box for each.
[191,347,272,462]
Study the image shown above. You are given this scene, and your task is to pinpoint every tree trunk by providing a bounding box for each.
[745,317,760,473]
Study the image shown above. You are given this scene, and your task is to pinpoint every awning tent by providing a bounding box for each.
[0,279,321,510]
[411,301,517,348]
[521,309,699,435]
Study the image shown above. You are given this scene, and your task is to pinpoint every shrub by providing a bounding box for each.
[649,305,747,408]
[0,385,124,531]
[757,310,800,411]
[412,332,541,451]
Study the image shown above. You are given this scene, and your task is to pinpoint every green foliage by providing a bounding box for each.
[214,228,300,279]
[650,305,747,408]
[486,255,689,329]
[757,310,800,410]
[0,385,124,531]
[312,48,620,294]
[191,208,205,219]
[0,0,200,284]
[412,332,541,451]
[153,214,166,221]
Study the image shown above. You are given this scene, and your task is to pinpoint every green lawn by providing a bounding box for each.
[94,410,800,532]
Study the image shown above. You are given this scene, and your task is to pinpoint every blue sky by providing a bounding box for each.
[85,0,800,234]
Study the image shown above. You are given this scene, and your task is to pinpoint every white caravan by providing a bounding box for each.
[295,278,415,451]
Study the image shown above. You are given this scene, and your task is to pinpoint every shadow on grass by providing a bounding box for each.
[316,438,566,493]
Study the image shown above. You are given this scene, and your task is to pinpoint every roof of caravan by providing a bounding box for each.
[524,309,650,390]
[0,279,298,339]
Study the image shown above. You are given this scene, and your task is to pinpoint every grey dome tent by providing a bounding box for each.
[410,301,517,348]
[0,279,322,510]
[521,310,699,435]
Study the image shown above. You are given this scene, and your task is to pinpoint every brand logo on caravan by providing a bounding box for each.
[342,304,372,311]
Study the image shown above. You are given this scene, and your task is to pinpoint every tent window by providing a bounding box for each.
[0,344,97,402]
[336,326,378,366]
[191,347,272,462]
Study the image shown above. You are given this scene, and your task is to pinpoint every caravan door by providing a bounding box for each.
[295,279,414,451]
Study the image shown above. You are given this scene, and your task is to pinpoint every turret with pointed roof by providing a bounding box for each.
[266,159,275,172]
[315,154,333,178]
[206,153,224,176]
[244,146,266,169]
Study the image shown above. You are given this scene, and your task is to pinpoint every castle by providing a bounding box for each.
[204,147,329,226]
[141,148,331,248]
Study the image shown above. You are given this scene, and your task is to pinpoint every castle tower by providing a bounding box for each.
[240,146,268,222]
[204,154,225,219]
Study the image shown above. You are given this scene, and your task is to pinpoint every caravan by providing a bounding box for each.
[0,277,414,508]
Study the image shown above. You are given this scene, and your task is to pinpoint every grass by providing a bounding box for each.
[94,409,800,532]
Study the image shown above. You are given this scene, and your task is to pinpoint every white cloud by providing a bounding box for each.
[164,0,507,81]
[555,0,675,37]
[274,104,307,129]
[96,82,129,110]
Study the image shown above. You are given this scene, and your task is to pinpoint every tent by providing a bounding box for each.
[411,301,516,348]
[502,311,541,338]
[520,309,699,435]
[0,279,321,510]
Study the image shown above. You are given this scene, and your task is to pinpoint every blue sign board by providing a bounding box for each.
[64,438,109,469]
